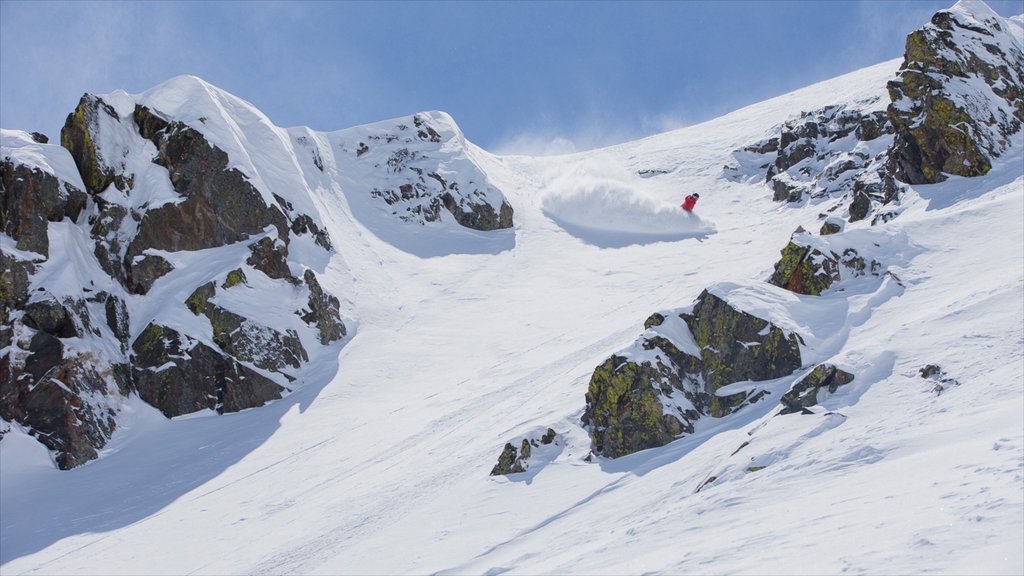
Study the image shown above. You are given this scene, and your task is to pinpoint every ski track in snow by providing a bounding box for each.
[2,50,1023,575]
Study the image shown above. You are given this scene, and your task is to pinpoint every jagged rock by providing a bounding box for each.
[301,270,346,345]
[204,305,307,372]
[820,219,843,235]
[1,160,87,257]
[30,132,48,144]
[583,290,803,458]
[184,282,308,372]
[127,254,174,295]
[123,113,290,288]
[769,241,842,295]
[490,442,526,475]
[682,290,803,397]
[735,103,897,206]
[247,237,292,280]
[919,363,960,395]
[489,430,558,475]
[0,332,119,470]
[104,294,130,345]
[290,214,333,251]
[23,299,78,338]
[779,364,855,414]
[886,3,1023,184]
[769,233,882,295]
[343,112,514,230]
[61,94,122,193]
[131,323,283,417]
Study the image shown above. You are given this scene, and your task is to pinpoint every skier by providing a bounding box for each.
[681,193,699,211]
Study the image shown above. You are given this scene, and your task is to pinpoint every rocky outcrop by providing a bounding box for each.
[729,102,899,214]
[583,289,803,458]
[131,323,283,417]
[490,428,557,476]
[1,160,87,257]
[2,86,351,469]
[768,232,881,295]
[919,363,960,395]
[886,1,1024,184]
[339,112,514,230]
[302,270,346,345]
[778,364,855,414]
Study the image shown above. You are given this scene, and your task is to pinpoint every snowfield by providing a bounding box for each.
[2,50,1023,576]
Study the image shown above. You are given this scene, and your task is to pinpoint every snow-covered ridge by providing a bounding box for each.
[2,1,1023,573]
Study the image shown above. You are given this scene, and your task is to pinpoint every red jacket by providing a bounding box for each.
[681,194,698,211]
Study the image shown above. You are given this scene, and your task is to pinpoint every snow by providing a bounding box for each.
[0,129,86,192]
[2,24,1023,576]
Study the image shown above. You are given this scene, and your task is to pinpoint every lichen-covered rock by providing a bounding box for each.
[769,241,841,296]
[302,270,346,345]
[131,323,283,417]
[769,232,883,295]
[583,355,690,458]
[489,429,559,475]
[886,2,1024,184]
[779,364,855,414]
[583,289,804,458]
[490,442,525,475]
[682,290,803,400]
[60,94,123,194]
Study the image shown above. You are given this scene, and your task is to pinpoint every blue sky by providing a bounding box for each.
[1,0,1021,154]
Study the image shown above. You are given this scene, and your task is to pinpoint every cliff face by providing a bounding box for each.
[887,0,1023,184]
[729,0,1022,224]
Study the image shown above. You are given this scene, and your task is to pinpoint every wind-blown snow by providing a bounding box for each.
[539,153,714,247]
[2,19,1022,576]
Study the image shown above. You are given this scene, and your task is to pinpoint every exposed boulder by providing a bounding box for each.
[489,428,559,476]
[23,299,78,338]
[768,231,883,295]
[583,289,803,458]
[778,364,855,414]
[886,2,1024,183]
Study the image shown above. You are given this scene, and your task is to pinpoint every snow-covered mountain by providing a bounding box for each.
[1,1,1021,573]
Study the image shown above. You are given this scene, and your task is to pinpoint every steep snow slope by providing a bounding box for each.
[2,53,1022,576]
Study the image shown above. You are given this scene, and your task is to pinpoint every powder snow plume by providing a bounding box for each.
[540,154,714,247]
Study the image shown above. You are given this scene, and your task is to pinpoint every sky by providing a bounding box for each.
[1,0,1022,155]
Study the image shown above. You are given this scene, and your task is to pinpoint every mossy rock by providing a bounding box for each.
[768,241,840,296]
[185,281,216,315]
[222,268,247,289]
